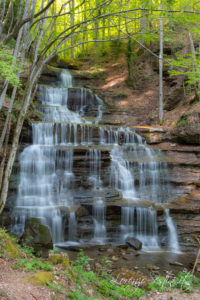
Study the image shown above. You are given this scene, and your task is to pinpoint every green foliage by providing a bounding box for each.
[177,114,188,127]
[49,247,59,254]
[148,275,170,292]
[12,258,53,272]
[67,249,146,299]
[66,290,94,300]
[167,53,200,88]
[72,249,90,269]
[96,279,145,299]
[101,256,112,270]
[171,271,200,292]
[46,281,65,293]
[0,42,22,87]
[116,92,128,98]
[0,228,20,258]
[148,271,200,293]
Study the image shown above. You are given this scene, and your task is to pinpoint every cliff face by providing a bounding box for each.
[2,58,200,253]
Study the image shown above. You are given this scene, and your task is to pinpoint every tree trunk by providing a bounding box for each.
[159,2,164,124]
[70,0,75,59]
[188,32,200,99]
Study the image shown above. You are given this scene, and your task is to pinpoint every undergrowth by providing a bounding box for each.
[0,228,200,299]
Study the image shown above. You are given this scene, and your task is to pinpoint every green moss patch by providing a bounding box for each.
[25,271,54,285]
[0,228,20,258]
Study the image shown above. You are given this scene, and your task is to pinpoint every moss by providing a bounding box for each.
[49,253,70,267]
[25,271,54,285]
[0,228,20,258]
[176,114,189,127]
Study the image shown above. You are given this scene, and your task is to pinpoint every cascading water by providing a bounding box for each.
[165,209,180,253]
[11,68,180,252]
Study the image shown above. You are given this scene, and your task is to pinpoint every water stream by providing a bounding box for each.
[11,69,180,252]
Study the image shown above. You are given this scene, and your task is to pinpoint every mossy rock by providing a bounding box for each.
[49,55,80,70]
[25,271,54,285]
[22,218,53,250]
[49,253,70,267]
[0,228,20,258]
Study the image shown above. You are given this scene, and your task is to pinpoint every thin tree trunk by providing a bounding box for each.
[159,2,164,124]
[0,47,26,150]
[70,0,74,58]
[0,0,30,111]
[188,32,200,99]
[0,119,11,188]
[94,0,99,53]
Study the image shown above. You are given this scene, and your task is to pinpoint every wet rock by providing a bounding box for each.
[126,237,142,250]
[164,87,184,111]
[169,261,183,266]
[76,206,89,217]
[117,244,128,250]
[152,266,160,271]
[22,218,53,250]
[111,256,119,262]
[98,246,107,252]
[58,245,89,252]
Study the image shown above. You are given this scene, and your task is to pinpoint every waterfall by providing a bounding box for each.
[59,69,73,87]
[11,68,180,252]
[121,207,135,241]
[68,212,77,242]
[92,203,106,244]
[165,209,181,253]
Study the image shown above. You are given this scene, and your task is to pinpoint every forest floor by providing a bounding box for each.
[77,50,200,128]
[0,226,200,300]
[0,250,200,300]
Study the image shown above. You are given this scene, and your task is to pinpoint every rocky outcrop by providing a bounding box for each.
[172,112,200,144]
[164,87,184,111]
[150,142,200,250]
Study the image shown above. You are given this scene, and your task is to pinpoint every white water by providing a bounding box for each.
[165,209,180,253]
[12,69,180,252]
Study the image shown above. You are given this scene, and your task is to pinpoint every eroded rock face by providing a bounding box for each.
[164,87,184,111]
[149,142,200,250]
[172,112,200,144]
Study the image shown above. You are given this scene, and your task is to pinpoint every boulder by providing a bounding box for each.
[75,206,89,218]
[125,237,142,250]
[164,87,184,111]
[22,218,53,250]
